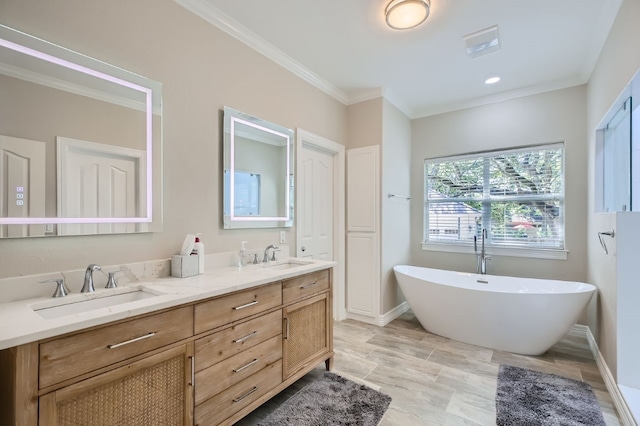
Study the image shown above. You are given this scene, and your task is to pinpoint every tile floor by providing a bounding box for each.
[237,312,622,425]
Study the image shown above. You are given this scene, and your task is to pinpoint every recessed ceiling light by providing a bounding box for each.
[485,76,501,85]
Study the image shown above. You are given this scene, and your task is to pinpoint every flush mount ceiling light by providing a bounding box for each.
[385,0,431,30]
[485,76,501,84]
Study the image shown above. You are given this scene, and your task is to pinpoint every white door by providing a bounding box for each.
[298,145,333,260]
[0,135,46,238]
[296,129,345,320]
[57,137,146,235]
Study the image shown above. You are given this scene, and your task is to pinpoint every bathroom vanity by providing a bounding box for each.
[0,261,334,426]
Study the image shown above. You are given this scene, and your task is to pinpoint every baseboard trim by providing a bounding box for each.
[380,301,410,326]
[572,324,637,426]
[345,301,410,327]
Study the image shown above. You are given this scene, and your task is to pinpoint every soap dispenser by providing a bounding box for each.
[238,241,248,267]
[192,233,205,274]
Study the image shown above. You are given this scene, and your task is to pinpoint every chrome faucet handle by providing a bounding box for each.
[105,270,121,289]
[40,278,69,298]
[252,253,259,264]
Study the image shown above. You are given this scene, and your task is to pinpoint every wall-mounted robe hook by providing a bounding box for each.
[597,230,615,254]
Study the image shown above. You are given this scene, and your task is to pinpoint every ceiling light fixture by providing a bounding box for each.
[385,0,430,30]
[485,76,501,85]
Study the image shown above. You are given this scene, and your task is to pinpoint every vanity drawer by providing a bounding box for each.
[283,269,330,304]
[194,334,282,405]
[39,306,193,389]
[194,360,282,426]
[194,283,281,334]
[195,309,282,371]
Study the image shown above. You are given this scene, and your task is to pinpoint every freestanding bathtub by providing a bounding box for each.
[393,265,596,355]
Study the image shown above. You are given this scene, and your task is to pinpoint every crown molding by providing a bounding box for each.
[413,77,587,119]
[175,0,349,105]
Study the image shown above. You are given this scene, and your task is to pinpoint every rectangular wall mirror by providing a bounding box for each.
[223,106,293,229]
[0,24,162,238]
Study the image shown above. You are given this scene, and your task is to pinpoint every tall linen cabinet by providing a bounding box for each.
[346,146,381,322]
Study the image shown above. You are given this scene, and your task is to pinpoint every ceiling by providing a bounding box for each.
[176,0,623,119]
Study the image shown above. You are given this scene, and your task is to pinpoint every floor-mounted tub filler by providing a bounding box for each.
[393,265,596,356]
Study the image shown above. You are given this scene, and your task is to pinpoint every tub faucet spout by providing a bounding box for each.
[475,229,490,274]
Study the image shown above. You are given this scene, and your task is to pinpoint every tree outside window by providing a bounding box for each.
[424,143,564,249]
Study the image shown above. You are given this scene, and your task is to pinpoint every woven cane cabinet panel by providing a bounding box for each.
[282,291,331,379]
[39,344,192,426]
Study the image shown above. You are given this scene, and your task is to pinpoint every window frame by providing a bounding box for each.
[422,143,568,260]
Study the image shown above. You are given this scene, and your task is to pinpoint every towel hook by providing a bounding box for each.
[597,230,615,255]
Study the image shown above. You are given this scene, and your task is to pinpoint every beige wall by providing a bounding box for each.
[586,0,640,378]
[411,86,588,282]
[346,98,382,150]
[381,99,411,314]
[0,0,346,279]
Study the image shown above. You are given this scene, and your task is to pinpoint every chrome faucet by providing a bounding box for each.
[81,264,102,293]
[262,245,278,263]
[474,229,490,275]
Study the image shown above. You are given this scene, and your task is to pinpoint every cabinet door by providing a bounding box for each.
[283,292,331,379]
[39,344,194,425]
[347,145,379,232]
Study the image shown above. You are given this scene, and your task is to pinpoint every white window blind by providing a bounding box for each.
[424,143,564,249]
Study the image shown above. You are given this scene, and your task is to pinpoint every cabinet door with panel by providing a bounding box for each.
[283,291,332,379]
[39,343,194,425]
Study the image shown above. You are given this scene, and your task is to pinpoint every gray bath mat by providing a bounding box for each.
[496,364,606,425]
[257,371,391,426]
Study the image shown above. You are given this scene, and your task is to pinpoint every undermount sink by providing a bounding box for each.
[260,260,313,270]
[32,289,158,319]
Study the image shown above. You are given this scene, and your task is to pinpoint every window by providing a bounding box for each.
[424,143,564,250]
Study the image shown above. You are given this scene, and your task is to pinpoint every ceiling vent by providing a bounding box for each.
[463,25,500,58]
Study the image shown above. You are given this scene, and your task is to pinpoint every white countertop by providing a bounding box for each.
[0,258,335,351]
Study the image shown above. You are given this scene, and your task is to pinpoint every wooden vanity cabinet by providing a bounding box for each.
[0,266,333,426]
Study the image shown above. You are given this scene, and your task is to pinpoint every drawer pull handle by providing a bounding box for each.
[233,331,258,344]
[233,300,258,310]
[284,318,289,340]
[233,358,259,373]
[300,281,318,290]
[189,355,195,387]
[233,386,258,403]
[107,332,155,349]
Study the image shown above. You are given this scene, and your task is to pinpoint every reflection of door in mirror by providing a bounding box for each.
[57,137,146,235]
[0,135,46,237]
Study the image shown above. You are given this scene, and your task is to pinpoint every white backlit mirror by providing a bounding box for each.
[223,107,293,229]
[0,25,162,238]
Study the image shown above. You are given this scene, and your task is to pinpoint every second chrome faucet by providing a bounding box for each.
[81,264,102,293]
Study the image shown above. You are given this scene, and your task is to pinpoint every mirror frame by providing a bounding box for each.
[0,24,162,232]
[223,107,294,229]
